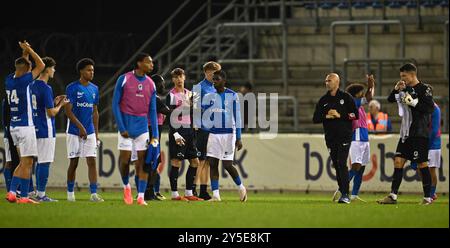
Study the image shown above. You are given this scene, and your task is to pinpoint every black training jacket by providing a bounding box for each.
[313,89,359,145]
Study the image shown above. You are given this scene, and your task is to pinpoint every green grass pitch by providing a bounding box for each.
[0,190,448,228]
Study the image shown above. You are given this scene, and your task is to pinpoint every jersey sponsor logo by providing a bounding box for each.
[76,102,94,108]
[11,116,21,122]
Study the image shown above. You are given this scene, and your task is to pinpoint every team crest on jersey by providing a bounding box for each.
[425,87,432,96]
[92,93,96,99]
[138,84,143,91]
[340,99,344,105]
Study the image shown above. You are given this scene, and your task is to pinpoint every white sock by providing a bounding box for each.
[172,191,179,198]
[238,184,245,190]
[91,193,97,197]
[123,183,131,189]
[185,189,193,196]
[424,197,431,202]
[138,193,144,199]
[389,193,398,200]
[37,191,46,198]
[213,190,220,198]
[9,191,16,195]
[67,192,75,198]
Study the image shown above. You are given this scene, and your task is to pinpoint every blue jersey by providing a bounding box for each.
[30,80,55,138]
[193,78,217,131]
[66,81,99,136]
[429,103,441,150]
[5,72,34,127]
[209,88,242,140]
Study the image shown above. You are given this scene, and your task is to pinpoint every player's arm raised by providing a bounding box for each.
[365,74,375,102]
[19,41,44,79]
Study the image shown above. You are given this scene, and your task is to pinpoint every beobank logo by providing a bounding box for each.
[77,102,93,108]
[303,143,447,183]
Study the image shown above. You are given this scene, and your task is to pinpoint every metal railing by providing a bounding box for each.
[98,0,238,130]
[342,58,417,91]
[330,20,405,73]
[276,95,298,132]
[216,20,288,96]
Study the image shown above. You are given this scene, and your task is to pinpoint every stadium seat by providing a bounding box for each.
[304,3,316,10]
[337,1,350,9]
[406,0,418,8]
[372,1,384,8]
[422,0,438,7]
[319,2,335,9]
[353,1,368,9]
[388,1,403,8]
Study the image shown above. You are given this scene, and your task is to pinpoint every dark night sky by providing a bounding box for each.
[0,0,203,33]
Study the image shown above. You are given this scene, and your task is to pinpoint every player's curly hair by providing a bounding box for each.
[345,83,365,97]
[76,58,94,73]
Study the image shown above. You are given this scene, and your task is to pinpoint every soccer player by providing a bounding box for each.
[129,74,170,201]
[65,58,103,202]
[378,63,434,205]
[335,75,375,202]
[151,74,169,200]
[206,70,247,202]
[2,98,20,194]
[166,68,203,201]
[5,41,45,204]
[141,74,170,200]
[192,61,221,200]
[112,53,159,206]
[411,100,441,201]
[313,73,358,204]
[30,57,68,201]
[135,74,170,201]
